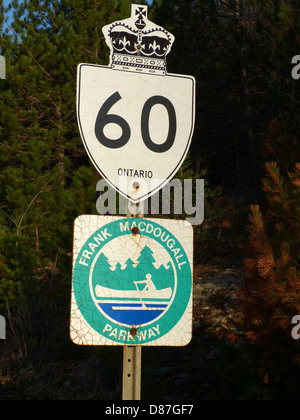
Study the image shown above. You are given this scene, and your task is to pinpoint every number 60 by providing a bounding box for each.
[94,91,177,153]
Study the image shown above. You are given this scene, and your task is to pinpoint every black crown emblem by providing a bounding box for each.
[102,4,175,75]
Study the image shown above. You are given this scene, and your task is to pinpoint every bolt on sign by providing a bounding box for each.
[76,4,195,203]
[70,216,193,346]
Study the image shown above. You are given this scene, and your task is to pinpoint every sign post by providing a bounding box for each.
[123,200,144,400]
[72,4,196,400]
[122,344,142,400]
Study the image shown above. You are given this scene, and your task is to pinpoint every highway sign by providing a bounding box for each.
[70,215,193,346]
[76,4,195,203]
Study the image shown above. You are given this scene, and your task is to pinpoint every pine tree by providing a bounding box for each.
[123,257,136,278]
[225,116,300,397]
[237,115,300,341]
[135,245,157,281]
[92,252,113,294]
[118,258,137,290]
[156,261,173,289]
[113,261,124,280]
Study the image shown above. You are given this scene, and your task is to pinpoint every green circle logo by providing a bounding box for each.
[72,218,192,345]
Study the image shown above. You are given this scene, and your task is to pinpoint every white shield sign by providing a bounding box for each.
[77,64,195,202]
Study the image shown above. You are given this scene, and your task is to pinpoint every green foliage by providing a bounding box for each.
[0,0,139,347]
[225,115,300,398]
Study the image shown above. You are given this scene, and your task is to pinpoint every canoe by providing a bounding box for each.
[95,285,172,300]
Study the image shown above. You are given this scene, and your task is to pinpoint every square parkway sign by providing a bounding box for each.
[76,4,195,203]
[70,215,193,346]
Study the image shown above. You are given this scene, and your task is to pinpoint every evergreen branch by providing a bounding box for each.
[17,189,43,232]
[0,207,17,227]
[265,161,286,196]
[37,0,58,29]
[3,16,51,78]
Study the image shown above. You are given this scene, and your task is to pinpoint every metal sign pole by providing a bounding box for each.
[122,199,144,400]
[122,345,142,400]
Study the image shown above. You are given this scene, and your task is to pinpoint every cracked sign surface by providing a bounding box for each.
[76,64,195,202]
[70,215,193,346]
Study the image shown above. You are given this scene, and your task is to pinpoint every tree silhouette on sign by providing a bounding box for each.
[92,245,174,294]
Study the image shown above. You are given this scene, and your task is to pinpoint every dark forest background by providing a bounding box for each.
[0,0,299,400]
